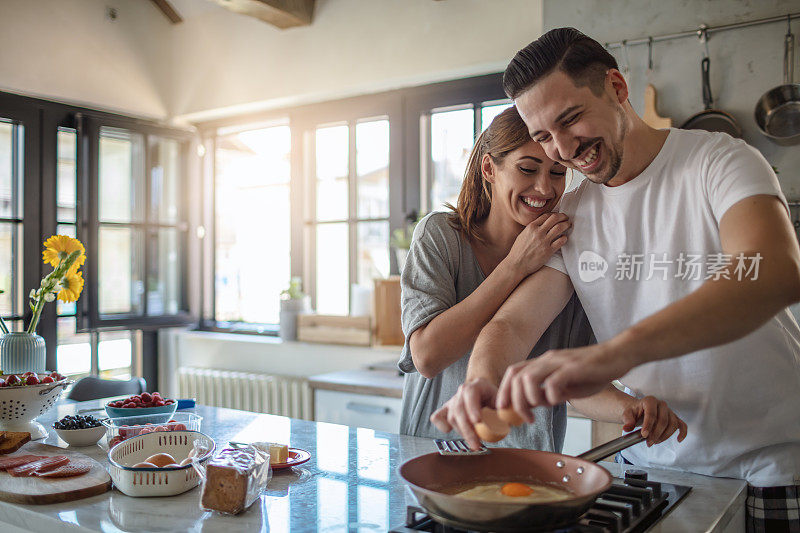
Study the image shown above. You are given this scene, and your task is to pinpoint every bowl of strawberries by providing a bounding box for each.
[105,392,177,420]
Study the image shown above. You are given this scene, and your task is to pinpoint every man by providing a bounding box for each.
[432,28,800,532]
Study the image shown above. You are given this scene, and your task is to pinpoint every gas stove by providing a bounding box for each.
[391,470,692,533]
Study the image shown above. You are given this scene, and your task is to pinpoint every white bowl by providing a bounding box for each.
[53,425,106,447]
[107,430,215,497]
[0,377,72,439]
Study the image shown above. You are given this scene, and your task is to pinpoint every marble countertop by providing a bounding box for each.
[0,399,746,532]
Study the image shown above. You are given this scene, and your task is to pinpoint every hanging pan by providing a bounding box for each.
[681,29,743,138]
[754,16,800,145]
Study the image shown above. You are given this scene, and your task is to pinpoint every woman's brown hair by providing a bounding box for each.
[447,106,533,242]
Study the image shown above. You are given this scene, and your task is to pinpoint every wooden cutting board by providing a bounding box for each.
[0,442,111,504]
[642,84,673,129]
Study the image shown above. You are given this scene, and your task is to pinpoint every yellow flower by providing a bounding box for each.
[42,235,86,269]
[57,270,84,303]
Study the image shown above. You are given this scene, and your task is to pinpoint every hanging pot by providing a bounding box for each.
[681,56,742,138]
[754,16,800,145]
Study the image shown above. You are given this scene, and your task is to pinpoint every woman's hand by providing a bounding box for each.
[430,377,499,451]
[621,395,688,447]
[506,212,571,278]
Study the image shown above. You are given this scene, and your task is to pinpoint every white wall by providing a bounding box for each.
[1,0,544,121]
[0,0,172,119]
[167,0,544,121]
[543,0,800,196]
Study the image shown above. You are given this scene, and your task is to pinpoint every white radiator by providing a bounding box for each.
[177,367,314,420]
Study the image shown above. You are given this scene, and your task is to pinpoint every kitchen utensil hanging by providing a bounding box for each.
[681,27,743,138]
[754,15,800,144]
[643,37,673,129]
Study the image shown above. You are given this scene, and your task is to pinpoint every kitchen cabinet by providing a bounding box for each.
[314,388,402,433]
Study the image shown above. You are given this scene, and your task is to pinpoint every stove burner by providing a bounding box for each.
[391,475,691,533]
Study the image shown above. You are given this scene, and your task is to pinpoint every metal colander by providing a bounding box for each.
[0,376,72,439]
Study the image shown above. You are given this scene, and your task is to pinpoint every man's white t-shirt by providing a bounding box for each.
[546,128,800,487]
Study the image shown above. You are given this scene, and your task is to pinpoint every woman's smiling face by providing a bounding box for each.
[483,139,568,227]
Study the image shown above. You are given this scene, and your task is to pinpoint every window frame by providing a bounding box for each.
[0,90,195,378]
[77,114,195,331]
[0,93,42,338]
[197,74,506,333]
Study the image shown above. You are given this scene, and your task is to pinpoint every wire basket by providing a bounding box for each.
[0,376,72,439]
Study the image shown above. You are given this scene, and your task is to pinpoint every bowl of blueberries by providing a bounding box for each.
[53,415,106,447]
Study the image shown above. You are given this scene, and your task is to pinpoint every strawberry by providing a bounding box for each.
[140,392,152,403]
[164,399,174,405]
[154,400,165,407]
[41,376,54,384]
[25,375,40,386]
[5,375,20,386]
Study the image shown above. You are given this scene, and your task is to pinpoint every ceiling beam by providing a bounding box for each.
[211,0,315,29]
[149,0,183,24]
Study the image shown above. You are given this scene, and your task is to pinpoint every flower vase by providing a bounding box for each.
[0,332,46,374]
[279,296,311,341]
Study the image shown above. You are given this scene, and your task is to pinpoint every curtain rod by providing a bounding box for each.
[604,12,800,50]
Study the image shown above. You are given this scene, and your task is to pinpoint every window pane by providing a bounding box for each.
[99,226,143,315]
[357,221,389,285]
[316,223,348,315]
[151,138,181,224]
[56,317,91,379]
[0,120,22,219]
[315,125,348,222]
[56,224,78,316]
[356,120,389,219]
[481,102,513,131]
[148,228,180,315]
[99,127,144,223]
[430,107,473,211]
[0,222,21,316]
[215,126,291,324]
[57,129,77,223]
[99,330,132,380]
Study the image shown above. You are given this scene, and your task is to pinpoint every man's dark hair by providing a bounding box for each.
[503,28,619,99]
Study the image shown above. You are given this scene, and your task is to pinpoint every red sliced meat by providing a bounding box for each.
[0,455,45,471]
[37,462,91,478]
[8,456,69,477]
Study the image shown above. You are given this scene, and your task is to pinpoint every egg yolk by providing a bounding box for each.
[501,482,534,497]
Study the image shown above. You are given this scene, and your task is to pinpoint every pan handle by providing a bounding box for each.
[784,29,794,85]
[701,57,713,110]
[575,429,645,463]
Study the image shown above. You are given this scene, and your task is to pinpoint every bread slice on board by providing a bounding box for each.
[0,432,31,454]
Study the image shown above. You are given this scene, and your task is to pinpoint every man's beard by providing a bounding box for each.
[584,113,627,185]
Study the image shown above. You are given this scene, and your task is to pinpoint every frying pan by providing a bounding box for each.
[399,430,644,532]
[681,55,743,138]
[754,17,800,145]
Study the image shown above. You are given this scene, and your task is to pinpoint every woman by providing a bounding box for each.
[399,107,685,451]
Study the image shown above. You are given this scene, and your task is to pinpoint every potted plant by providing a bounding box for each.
[0,235,85,373]
[279,277,311,341]
[391,211,423,273]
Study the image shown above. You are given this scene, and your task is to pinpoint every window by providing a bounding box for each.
[202,74,504,332]
[308,119,391,315]
[214,125,291,327]
[56,128,137,380]
[0,119,23,334]
[81,117,192,330]
[426,100,511,213]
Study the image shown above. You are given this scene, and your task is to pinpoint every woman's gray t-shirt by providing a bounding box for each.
[398,212,596,452]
